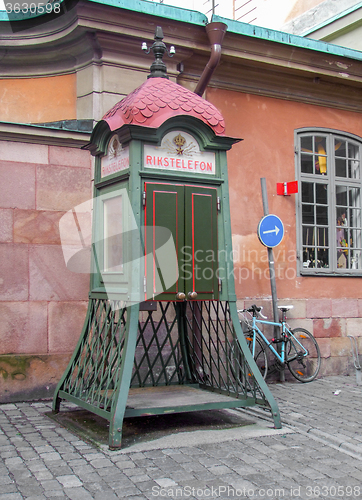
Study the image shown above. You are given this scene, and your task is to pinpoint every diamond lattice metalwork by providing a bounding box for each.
[184,300,268,404]
[56,299,127,415]
[54,298,279,448]
[131,302,185,387]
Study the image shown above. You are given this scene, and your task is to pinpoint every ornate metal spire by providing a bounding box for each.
[142,26,175,79]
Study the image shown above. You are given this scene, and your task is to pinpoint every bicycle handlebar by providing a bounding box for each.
[238,304,268,319]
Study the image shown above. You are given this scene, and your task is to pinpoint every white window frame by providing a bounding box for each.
[296,128,362,276]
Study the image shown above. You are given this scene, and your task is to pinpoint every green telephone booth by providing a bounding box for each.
[53,26,281,449]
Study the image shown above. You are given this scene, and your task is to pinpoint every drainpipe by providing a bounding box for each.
[194,22,227,97]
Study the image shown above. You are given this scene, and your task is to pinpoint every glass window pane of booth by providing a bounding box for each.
[103,195,123,273]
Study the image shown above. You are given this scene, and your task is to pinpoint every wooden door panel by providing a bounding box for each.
[185,186,218,301]
[145,183,184,300]
[145,182,218,301]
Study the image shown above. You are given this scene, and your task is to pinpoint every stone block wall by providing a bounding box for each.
[0,135,92,402]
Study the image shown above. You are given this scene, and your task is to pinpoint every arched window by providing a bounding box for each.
[296,129,362,275]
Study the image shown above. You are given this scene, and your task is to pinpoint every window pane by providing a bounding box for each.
[104,196,123,272]
[301,153,313,174]
[316,206,328,225]
[317,248,329,268]
[315,137,327,175]
[335,140,346,157]
[336,185,347,207]
[337,238,348,268]
[336,221,346,248]
[350,228,362,253]
[348,141,360,179]
[348,142,359,160]
[303,246,315,267]
[348,187,360,207]
[335,158,347,177]
[302,182,314,203]
[305,248,329,268]
[317,226,328,247]
[315,136,326,155]
[350,208,361,228]
[316,183,327,204]
[302,250,311,268]
[349,159,360,180]
[302,205,314,224]
[301,136,313,152]
[303,226,314,246]
[315,155,327,175]
[351,250,362,270]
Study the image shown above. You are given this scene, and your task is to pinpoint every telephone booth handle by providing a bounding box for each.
[176,292,186,300]
[188,291,198,300]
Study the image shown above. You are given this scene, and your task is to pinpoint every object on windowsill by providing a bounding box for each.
[341,239,348,255]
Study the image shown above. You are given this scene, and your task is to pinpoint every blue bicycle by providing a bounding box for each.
[238,304,321,382]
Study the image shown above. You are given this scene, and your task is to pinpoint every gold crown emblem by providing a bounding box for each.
[173,134,186,155]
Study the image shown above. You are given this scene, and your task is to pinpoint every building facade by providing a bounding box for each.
[1,0,362,400]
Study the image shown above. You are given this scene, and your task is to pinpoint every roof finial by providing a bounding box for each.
[142,26,175,79]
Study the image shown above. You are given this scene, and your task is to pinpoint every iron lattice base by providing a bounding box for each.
[53,299,281,448]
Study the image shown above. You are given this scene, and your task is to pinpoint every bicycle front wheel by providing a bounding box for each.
[244,331,268,380]
[286,328,321,382]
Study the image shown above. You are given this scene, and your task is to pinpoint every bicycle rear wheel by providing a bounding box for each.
[244,331,268,380]
[286,328,321,382]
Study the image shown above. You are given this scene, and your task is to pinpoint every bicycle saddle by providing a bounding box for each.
[278,305,294,312]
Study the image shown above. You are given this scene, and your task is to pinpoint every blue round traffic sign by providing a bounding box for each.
[258,214,284,248]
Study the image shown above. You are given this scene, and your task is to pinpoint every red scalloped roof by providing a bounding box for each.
[102,77,225,136]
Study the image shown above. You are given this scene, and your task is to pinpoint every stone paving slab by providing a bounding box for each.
[1,376,362,499]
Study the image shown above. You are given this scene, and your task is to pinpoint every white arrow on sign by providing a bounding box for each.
[263,225,280,236]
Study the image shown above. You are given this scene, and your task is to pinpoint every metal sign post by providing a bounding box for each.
[260,178,285,381]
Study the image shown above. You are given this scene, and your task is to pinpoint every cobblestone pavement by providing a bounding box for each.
[1,375,362,500]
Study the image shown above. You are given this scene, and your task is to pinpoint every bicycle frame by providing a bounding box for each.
[246,315,308,365]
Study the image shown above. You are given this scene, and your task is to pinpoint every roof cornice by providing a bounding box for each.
[0,121,91,147]
[212,14,362,63]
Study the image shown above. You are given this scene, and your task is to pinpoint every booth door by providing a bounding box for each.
[144,182,218,301]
